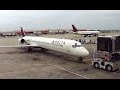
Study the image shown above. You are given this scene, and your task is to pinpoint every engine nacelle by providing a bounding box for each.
[18,38,26,44]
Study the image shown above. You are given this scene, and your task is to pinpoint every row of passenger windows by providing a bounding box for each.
[72,43,83,48]
[52,41,65,45]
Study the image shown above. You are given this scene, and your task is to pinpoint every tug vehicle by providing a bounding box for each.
[92,35,120,72]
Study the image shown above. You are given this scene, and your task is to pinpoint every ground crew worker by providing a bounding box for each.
[104,53,111,61]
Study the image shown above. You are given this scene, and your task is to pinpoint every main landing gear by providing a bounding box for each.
[27,47,47,52]
[78,57,83,63]
[41,48,45,52]
[27,47,32,52]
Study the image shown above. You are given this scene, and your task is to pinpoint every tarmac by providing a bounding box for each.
[0,33,120,79]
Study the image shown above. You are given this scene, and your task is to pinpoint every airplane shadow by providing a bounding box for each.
[0,48,79,63]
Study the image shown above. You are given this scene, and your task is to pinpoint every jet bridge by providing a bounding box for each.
[97,35,120,53]
[92,35,120,72]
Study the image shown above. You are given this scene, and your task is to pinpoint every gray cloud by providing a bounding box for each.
[0,10,120,32]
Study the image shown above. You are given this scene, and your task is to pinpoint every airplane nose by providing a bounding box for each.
[84,49,89,56]
[80,48,89,57]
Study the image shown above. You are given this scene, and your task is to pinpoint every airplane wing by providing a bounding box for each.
[0,45,39,48]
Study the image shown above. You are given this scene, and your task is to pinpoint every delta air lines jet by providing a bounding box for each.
[72,24,100,37]
[0,27,89,61]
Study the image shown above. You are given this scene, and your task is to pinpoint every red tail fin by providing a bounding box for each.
[20,27,25,37]
[72,24,78,32]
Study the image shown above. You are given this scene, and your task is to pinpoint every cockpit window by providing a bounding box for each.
[77,45,83,47]
[72,43,83,48]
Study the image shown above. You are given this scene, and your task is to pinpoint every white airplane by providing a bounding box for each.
[72,24,100,37]
[0,27,89,62]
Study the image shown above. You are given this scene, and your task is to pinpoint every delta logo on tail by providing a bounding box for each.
[72,24,78,32]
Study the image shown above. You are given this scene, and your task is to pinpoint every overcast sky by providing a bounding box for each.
[0,10,120,32]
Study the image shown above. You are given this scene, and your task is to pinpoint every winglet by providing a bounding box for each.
[72,24,78,32]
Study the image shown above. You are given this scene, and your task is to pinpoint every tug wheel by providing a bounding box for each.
[106,65,113,72]
[94,63,100,69]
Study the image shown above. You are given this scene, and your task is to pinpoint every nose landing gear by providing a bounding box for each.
[78,57,83,63]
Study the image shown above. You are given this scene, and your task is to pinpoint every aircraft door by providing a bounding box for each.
[71,43,78,56]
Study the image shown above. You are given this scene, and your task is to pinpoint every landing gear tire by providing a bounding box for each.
[94,63,99,69]
[94,34,96,36]
[78,58,83,63]
[28,47,32,52]
[94,34,98,37]
[106,65,113,72]
[41,48,46,52]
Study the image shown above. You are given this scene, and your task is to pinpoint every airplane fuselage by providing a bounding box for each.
[72,24,100,36]
[77,31,100,35]
[19,36,89,58]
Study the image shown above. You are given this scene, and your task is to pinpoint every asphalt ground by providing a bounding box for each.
[0,33,120,79]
